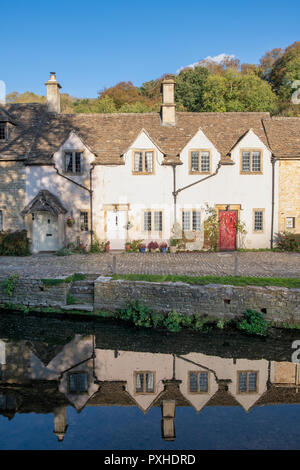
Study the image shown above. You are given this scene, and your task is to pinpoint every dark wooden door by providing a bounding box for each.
[219,210,237,251]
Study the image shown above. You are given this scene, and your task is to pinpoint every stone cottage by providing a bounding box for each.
[0,73,299,252]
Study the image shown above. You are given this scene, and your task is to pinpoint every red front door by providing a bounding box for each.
[219,210,237,251]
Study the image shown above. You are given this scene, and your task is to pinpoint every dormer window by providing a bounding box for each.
[0,122,8,141]
[189,150,211,174]
[132,150,154,174]
[64,151,83,174]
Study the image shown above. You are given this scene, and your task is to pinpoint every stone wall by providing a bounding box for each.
[279,160,300,233]
[0,278,68,307]
[94,276,300,324]
[0,161,26,231]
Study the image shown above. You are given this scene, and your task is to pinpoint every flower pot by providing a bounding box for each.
[105,244,110,253]
[140,247,146,253]
[170,246,177,253]
[125,244,131,252]
[161,247,167,253]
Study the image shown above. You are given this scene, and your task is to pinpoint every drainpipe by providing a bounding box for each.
[270,156,277,250]
[172,165,177,225]
[173,162,222,198]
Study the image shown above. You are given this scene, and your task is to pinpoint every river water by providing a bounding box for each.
[0,311,300,450]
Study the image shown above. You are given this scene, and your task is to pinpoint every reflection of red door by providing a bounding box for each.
[219,211,237,251]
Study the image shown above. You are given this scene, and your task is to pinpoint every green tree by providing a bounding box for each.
[174,66,209,111]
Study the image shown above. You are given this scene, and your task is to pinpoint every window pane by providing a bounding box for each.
[146,373,154,392]
[248,372,257,392]
[199,372,208,392]
[65,152,73,172]
[192,211,201,231]
[145,152,153,173]
[189,373,198,392]
[78,373,88,392]
[154,211,162,231]
[242,152,250,172]
[0,394,6,409]
[182,211,191,231]
[136,373,144,393]
[239,372,247,392]
[69,374,77,392]
[201,152,210,172]
[252,152,261,172]
[80,211,89,231]
[254,211,263,231]
[75,152,82,173]
[191,152,199,172]
[134,152,143,172]
[144,212,152,231]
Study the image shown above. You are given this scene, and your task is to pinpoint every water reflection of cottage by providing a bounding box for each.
[1,335,300,442]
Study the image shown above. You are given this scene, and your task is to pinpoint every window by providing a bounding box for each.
[253,209,264,232]
[144,211,163,232]
[135,372,155,394]
[64,151,83,174]
[0,393,15,410]
[182,210,201,231]
[132,150,154,174]
[286,217,295,229]
[188,371,209,393]
[189,150,211,174]
[68,372,88,393]
[241,150,262,173]
[238,371,258,393]
[0,123,7,141]
[80,211,89,231]
[0,210,2,231]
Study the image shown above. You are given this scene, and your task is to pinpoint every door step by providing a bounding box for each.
[62,304,94,312]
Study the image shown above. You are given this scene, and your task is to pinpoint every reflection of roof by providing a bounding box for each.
[22,190,67,215]
[87,381,136,407]
[256,385,300,405]
[27,341,65,366]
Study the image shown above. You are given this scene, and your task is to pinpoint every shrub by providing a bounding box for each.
[164,311,183,332]
[90,238,106,253]
[56,248,72,256]
[0,230,30,256]
[274,231,300,251]
[118,301,152,328]
[151,311,165,328]
[236,309,268,336]
[1,274,19,296]
[128,240,143,252]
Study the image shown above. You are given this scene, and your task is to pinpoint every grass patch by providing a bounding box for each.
[112,274,300,289]
[41,273,86,286]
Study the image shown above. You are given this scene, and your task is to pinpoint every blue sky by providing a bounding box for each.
[1,0,300,98]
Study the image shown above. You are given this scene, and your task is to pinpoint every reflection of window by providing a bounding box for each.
[241,150,262,173]
[64,151,83,174]
[80,211,89,231]
[0,123,7,141]
[135,372,155,394]
[189,371,209,393]
[68,372,88,393]
[238,371,258,393]
[0,393,15,410]
[144,211,163,232]
[182,210,201,231]
[0,210,3,231]
[133,150,154,174]
[189,150,211,174]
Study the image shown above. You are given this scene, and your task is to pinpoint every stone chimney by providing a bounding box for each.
[161,76,176,126]
[45,72,61,113]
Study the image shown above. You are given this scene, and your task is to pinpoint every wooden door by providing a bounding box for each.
[219,210,237,251]
[106,211,127,249]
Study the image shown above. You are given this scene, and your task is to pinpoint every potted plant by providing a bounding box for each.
[140,243,146,253]
[125,242,131,251]
[148,241,159,253]
[105,241,110,253]
[170,238,178,253]
[66,216,75,227]
[160,242,168,253]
